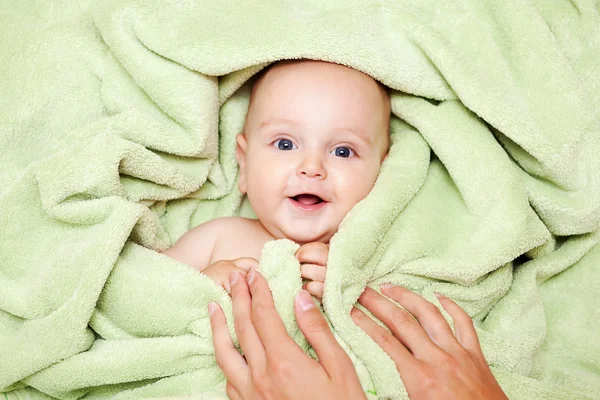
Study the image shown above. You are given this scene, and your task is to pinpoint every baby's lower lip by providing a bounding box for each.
[288,197,328,212]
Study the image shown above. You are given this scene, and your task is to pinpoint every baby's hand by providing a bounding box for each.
[295,242,328,299]
[203,257,258,293]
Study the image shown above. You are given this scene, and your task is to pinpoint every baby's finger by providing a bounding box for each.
[303,281,324,299]
[301,264,326,282]
[231,257,259,272]
[295,242,329,266]
[209,302,248,389]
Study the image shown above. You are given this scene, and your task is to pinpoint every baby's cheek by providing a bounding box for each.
[340,170,377,199]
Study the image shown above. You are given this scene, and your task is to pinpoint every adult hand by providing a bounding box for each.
[208,269,367,400]
[351,285,508,400]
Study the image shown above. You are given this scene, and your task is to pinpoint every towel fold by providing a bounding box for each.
[1,0,599,398]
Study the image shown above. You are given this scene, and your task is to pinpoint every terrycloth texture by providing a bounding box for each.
[1,0,600,398]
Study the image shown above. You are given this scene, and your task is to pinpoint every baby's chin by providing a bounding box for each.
[263,216,340,245]
[282,227,335,245]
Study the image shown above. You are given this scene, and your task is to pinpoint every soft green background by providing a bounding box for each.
[1,0,599,398]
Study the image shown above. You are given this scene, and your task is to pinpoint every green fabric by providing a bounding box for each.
[2,0,600,398]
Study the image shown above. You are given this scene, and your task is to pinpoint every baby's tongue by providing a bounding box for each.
[295,194,321,205]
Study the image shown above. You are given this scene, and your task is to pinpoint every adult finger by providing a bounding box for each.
[229,271,267,369]
[358,287,444,361]
[295,290,352,375]
[295,243,329,266]
[350,306,419,379]
[436,293,484,357]
[222,267,250,293]
[246,269,296,356]
[225,381,243,400]
[300,264,326,282]
[381,284,461,354]
[209,302,248,390]
[231,257,259,272]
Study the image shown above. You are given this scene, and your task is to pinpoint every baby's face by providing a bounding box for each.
[236,61,390,244]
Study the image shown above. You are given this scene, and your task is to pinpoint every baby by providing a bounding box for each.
[163,60,390,298]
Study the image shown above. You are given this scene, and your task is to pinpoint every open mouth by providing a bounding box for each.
[291,194,324,205]
[289,194,328,211]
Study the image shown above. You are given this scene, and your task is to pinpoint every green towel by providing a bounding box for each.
[1,0,600,398]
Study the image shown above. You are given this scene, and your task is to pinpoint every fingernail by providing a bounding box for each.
[381,283,394,290]
[434,291,444,299]
[208,302,217,315]
[296,290,316,311]
[246,269,256,284]
[229,271,239,286]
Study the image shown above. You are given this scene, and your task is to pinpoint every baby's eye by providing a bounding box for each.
[331,146,354,158]
[274,139,296,151]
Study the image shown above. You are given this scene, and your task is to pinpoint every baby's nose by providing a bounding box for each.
[297,153,327,179]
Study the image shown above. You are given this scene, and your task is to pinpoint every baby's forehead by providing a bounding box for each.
[251,60,385,94]
[247,61,389,114]
[243,60,390,145]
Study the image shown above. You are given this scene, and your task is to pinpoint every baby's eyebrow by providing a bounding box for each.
[258,118,298,130]
[256,119,372,145]
[334,127,372,145]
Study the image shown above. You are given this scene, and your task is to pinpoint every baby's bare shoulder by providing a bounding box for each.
[206,216,262,235]
[209,217,271,263]
[181,216,255,236]
[162,217,263,269]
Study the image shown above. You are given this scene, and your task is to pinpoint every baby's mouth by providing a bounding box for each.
[290,194,326,208]
[291,194,325,205]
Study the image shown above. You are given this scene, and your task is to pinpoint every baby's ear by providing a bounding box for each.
[236,134,248,193]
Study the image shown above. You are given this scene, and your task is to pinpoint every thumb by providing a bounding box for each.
[294,290,351,373]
